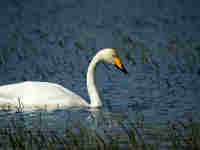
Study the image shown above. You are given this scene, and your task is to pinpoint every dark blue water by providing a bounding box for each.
[0,0,200,131]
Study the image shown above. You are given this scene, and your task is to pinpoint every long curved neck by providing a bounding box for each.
[87,54,102,107]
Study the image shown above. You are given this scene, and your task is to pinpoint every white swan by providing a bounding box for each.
[0,48,127,108]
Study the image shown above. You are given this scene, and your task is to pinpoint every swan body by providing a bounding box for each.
[0,48,127,108]
[0,81,89,108]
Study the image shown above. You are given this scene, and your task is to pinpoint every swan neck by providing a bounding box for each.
[87,55,102,107]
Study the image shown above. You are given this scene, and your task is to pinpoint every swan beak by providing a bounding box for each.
[114,56,128,74]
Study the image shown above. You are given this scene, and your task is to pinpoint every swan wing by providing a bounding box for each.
[0,81,89,107]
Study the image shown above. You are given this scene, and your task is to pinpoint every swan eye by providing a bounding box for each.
[112,55,116,61]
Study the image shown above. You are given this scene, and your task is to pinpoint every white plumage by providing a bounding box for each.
[0,48,127,109]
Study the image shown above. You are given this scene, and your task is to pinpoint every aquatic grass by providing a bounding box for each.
[112,30,162,74]
[58,39,65,48]
[0,30,42,67]
[117,114,155,150]
[33,28,49,40]
[0,47,16,65]
[0,109,199,150]
[111,30,199,76]
[166,33,200,74]
[2,29,198,76]
[167,117,200,150]
[112,30,137,65]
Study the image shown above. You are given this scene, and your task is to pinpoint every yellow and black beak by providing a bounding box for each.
[114,56,128,74]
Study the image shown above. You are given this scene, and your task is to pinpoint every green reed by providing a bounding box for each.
[0,108,199,150]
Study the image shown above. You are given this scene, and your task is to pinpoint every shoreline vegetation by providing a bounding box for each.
[0,106,199,150]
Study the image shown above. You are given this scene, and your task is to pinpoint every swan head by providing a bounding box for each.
[98,48,128,74]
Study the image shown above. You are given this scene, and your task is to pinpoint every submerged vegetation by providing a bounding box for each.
[1,28,200,77]
[111,30,200,75]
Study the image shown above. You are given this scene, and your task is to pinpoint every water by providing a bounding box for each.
[0,0,200,133]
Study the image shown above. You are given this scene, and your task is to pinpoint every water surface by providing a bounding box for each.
[0,0,199,132]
